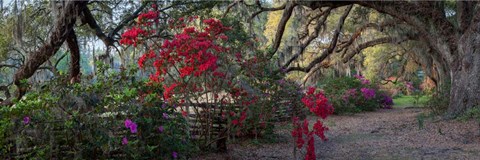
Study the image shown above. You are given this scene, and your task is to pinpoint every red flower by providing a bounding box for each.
[232,119,239,125]
[120,27,148,47]
[291,128,304,148]
[212,71,225,78]
[179,66,194,78]
[292,88,333,159]
[235,52,242,62]
[183,27,196,33]
[313,120,328,141]
[305,135,316,160]
[138,10,158,22]
[163,83,178,100]
[301,87,334,119]
[175,33,190,40]
[218,34,228,40]
[306,87,316,95]
[303,119,309,135]
[240,111,247,122]
[138,54,147,68]
[182,110,188,117]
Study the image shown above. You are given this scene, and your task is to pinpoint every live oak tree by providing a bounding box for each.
[10,1,86,99]
[0,0,223,105]
[2,1,479,117]
[248,1,480,116]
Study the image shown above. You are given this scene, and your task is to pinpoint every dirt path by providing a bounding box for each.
[196,108,480,160]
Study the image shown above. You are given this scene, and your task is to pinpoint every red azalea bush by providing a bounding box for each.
[119,5,294,151]
[122,12,238,150]
[293,87,333,160]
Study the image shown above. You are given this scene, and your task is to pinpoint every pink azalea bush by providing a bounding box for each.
[320,75,393,114]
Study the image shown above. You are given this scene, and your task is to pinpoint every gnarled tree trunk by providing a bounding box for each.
[12,1,86,99]
[448,28,480,116]
[66,30,80,83]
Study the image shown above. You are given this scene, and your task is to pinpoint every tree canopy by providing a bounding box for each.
[0,0,479,116]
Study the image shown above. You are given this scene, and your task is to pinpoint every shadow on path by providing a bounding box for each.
[195,108,480,160]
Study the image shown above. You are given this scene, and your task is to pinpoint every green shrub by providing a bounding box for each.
[425,83,450,115]
[458,106,480,122]
[0,66,196,159]
[318,76,361,96]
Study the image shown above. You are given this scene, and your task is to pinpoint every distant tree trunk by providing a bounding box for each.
[66,31,80,83]
[12,1,87,99]
[92,37,96,76]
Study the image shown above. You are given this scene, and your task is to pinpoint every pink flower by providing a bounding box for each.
[172,151,178,159]
[405,82,415,91]
[361,79,370,85]
[342,89,357,101]
[163,113,169,119]
[124,119,138,133]
[23,116,30,125]
[360,88,376,100]
[158,126,164,133]
[354,74,364,80]
[122,137,128,145]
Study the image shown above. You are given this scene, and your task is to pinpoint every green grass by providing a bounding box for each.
[393,95,430,108]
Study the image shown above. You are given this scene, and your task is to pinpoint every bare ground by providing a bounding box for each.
[194,108,480,160]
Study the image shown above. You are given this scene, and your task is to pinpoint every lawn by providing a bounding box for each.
[393,95,430,108]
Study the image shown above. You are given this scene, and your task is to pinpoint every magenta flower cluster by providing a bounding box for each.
[405,82,416,92]
[124,119,138,133]
[23,116,30,125]
[122,137,128,145]
[342,89,357,101]
[381,94,394,109]
[360,88,376,100]
[354,74,370,85]
[122,119,138,145]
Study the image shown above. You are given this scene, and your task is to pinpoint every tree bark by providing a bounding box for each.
[447,27,480,116]
[290,1,479,116]
[66,30,80,83]
[12,1,87,99]
[92,38,96,76]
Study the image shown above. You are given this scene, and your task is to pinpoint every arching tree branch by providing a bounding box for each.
[285,5,353,73]
[250,0,286,20]
[356,1,457,64]
[80,6,115,46]
[11,1,87,100]
[0,64,19,69]
[336,21,397,53]
[281,8,332,70]
[341,36,413,63]
[222,0,240,18]
[267,2,297,59]
[107,2,149,39]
